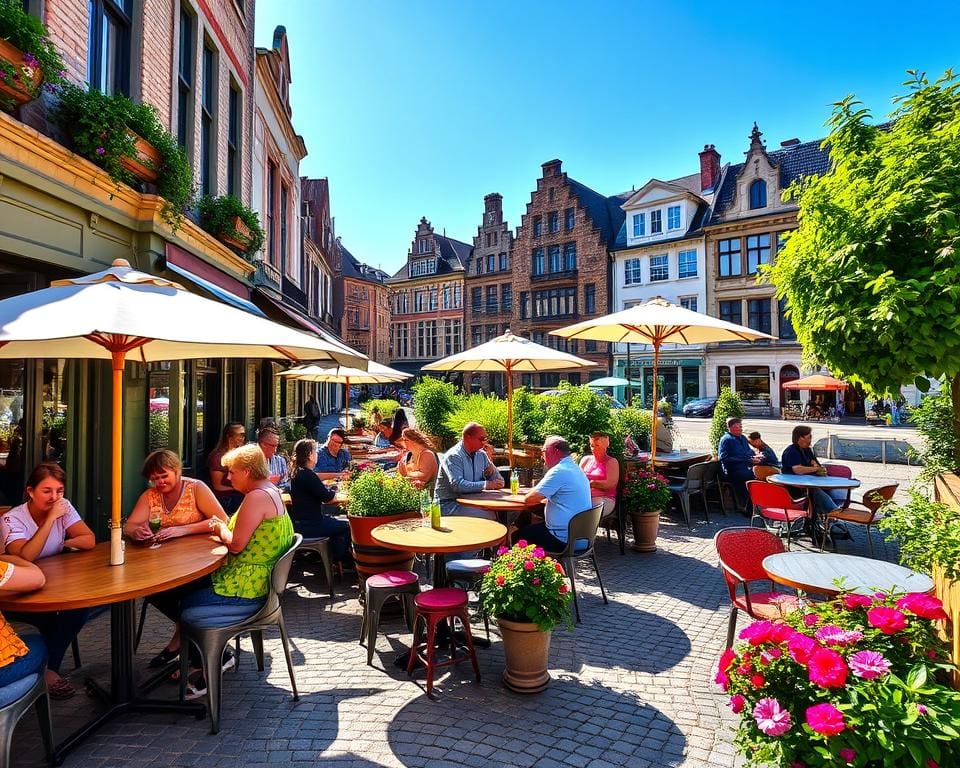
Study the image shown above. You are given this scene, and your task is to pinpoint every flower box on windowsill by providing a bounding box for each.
[0,39,43,109]
[118,129,160,183]
[217,216,253,252]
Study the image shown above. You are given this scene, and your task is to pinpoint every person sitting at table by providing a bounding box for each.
[718,417,761,513]
[314,428,352,481]
[396,428,439,495]
[288,438,352,569]
[0,463,97,699]
[369,406,383,428]
[372,422,393,449]
[578,432,619,520]
[257,426,289,490]
[781,425,842,520]
[517,436,592,550]
[655,409,674,453]
[747,431,780,468]
[0,554,49,694]
[385,407,409,448]
[208,422,246,513]
[124,450,229,669]
[435,422,504,517]
[174,444,295,699]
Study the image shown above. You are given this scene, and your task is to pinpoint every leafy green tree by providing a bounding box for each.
[766,70,960,463]
[908,386,957,479]
[510,386,546,445]
[411,377,460,442]
[708,387,744,453]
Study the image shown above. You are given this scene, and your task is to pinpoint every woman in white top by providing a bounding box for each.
[0,463,96,699]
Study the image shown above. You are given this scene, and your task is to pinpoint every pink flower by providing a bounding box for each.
[516,539,528,548]
[867,606,908,634]
[750,673,766,688]
[532,547,545,559]
[839,748,857,763]
[917,704,928,715]
[770,623,795,643]
[807,647,848,688]
[803,613,821,626]
[927,760,940,768]
[787,632,818,665]
[729,694,745,713]
[496,546,509,556]
[523,560,535,570]
[718,648,737,673]
[843,594,873,609]
[805,702,846,736]
[531,578,540,586]
[740,620,776,646]
[760,647,782,665]
[753,698,792,736]
[715,669,729,691]
[849,650,891,679]
[897,593,949,621]
[815,625,864,646]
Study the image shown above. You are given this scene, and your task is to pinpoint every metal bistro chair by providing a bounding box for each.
[701,461,726,516]
[544,502,608,624]
[666,460,712,529]
[747,480,809,550]
[179,533,302,734]
[0,670,53,768]
[823,484,898,556]
[295,536,335,599]
[822,463,854,511]
[600,457,627,555]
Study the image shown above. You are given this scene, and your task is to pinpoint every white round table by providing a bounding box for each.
[763,552,933,596]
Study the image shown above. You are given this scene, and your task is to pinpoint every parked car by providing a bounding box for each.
[682,396,719,417]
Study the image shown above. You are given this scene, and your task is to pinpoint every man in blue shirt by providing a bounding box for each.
[257,426,289,490]
[314,428,351,480]
[519,436,592,549]
[718,417,761,512]
[435,422,503,516]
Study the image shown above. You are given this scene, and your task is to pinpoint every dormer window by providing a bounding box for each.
[650,210,662,234]
[749,179,767,209]
[632,213,645,237]
[667,205,681,230]
[418,239,433,254]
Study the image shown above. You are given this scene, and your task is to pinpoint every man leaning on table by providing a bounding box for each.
[435,422,503,517]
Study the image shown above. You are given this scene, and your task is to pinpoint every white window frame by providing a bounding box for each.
[678,249,698,279]
[649,253,669,282]
[667,205,681,230]
[624,257,643,285]
[650,209,662,234]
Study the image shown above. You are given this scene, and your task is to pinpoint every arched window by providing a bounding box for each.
[749,179,767,209]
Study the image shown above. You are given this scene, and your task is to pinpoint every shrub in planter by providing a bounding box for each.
[361,398,400,424]
[512,386,547,445]
[445,393,508,448]
[0,0,65,110]
[708,386,745,453]
[346,466,421,518]
[412,376,460,443]
[880,489,960,581]
[540,383,619,456]
[611,407,652,456]
[196,194,265,259]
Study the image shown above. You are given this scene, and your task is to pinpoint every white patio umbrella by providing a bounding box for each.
[280,361,410,430]
[0,258,367,564]
[552,296,775,463]
[421,330,595,469]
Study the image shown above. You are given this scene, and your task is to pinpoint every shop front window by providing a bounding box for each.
[735,365,771,401]
[718,365,731,392]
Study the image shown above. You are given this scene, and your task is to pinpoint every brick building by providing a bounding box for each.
[511,159,627,389]
[337,240,391,364]
[464,193,514,395]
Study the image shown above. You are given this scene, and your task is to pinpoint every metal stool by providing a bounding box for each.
[296,537,335,598]
[360,570,420,667]
[406,587,480,696]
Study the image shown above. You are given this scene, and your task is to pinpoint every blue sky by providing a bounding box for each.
[255,1,959,276]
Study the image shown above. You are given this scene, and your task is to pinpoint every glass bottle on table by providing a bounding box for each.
[430,490,441,531]
[510,468,520,495]
[420,489,431,528]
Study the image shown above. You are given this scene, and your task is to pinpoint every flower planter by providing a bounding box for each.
[497,617,552,693]
[217,216,253,252]
[0,39,43,109]
[348,510,419,588]
[933,563,960,689]
[629,510,661,553]
[118,129,160,183]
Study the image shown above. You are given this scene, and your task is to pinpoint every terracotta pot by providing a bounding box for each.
[218,215,253,251]
[497,617,552,693]
[348,510,419,588]
[629,510,661,553]
[118,129,160,182]
[0,39,43,109]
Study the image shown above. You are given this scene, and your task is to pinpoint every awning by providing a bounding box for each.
[161,244,265,316]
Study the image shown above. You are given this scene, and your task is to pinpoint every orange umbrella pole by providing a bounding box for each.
[650,342,661,468]
[344,377,350,431]
[110,350,125,565]
[507,364,514,472]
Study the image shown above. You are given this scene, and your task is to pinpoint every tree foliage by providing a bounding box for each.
[766,69,960,457]
[907,386,958,479]
[411,377,460,442]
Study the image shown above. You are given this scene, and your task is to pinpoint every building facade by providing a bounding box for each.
[464,193,513,395]
[337,240,391,364]
[388,218,467,377]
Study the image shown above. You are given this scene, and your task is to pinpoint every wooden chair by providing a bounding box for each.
[753,465,778,481]
[823,484,898,556]
[747,480,809,550]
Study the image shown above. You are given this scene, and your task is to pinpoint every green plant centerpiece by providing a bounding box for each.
[361,398,401,424]
[622,463,672,553]
[52,84,194,227]
[0,0,66,110]
[196,195,265,259]
[479,541,572,693]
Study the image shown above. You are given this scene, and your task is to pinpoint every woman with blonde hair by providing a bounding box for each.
[396,428,439,494]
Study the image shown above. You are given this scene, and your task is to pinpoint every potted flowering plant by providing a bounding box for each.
[196,194,265,259]
[479,541,572,693]
[621,462,672,553]
[0,0,65,111]
[717,590,960,767]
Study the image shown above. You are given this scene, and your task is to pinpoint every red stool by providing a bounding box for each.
[406,587,480,696]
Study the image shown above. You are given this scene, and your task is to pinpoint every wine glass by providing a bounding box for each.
[148,513,162,548]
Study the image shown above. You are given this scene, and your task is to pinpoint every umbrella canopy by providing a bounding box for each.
[422,331,595,467]
[0,258,367,563]
[552,296,775,463]
[782,374,849,391]
[280,362,410,429]
[586,376,643,388]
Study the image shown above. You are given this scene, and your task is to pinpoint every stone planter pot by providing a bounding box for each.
[497,617,551,694]
[119,129,160,182]
[0,39,43,109]
[348,510,419,588]
[629,510,661,553]
[217,215,253,252]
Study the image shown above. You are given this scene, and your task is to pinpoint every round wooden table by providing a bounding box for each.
[456,489,544,522]
[0,536,227,763]
[763,552,934,596]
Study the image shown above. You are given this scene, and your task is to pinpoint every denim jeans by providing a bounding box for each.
[7,609,88,674]
[0,634,46,687]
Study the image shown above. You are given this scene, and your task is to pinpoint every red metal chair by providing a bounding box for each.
[747,480,809,550]
[823,484,898,555]
[714,527,801,648]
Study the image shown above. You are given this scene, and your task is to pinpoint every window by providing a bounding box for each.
[453,283,461,308]
[472,325,482,346]
[442,286,451,310]
[498,252,507,271]
[667,205,681,230]
[429,289,438,311]
[563,242,576,271]
[411,259,436,277]
[227,82,240,197]
[475,257,482,275]
[177,7,194,147]
[718,365,731,391]
[719,300,742,326]
[650,209,662,234]
[748,298,771,334]
[200,43,216,196]
[585,340,598,353]
[486,324,498,341]
[678,249,697,278]
[519,291,529,319]
[718,238,742,277]
[778,297,796,340]
[679,296,698,312]
[533,287,576,318]
[565,207,575,230]
[624,257,642,285]
[548,211,559,233]
[532,248,545,276]
[777,231,789,253]
[649,254,668,282]
[280,183,288,271]
[487,253,495,272]
[585,284,596,314]
[471,287,482,313]
[266,161,277,263]
[632,213,645,237]
[486,285,498,313]
[548,245,560,273]
[749,179,767,209]
[746,233,771,274]
[533,216,542,237]
[88,0,132,95]
[394,324,409,358]
[444,319,460,354]
[501,284,512,312]
[736,365,771,399]
[414,291,425,313]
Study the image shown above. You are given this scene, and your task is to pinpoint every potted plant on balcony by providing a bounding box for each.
[51,84,194,228]
[479,541,572,693]
[197,194,265,259]
[0,0,65,111]
[621,462,671,553]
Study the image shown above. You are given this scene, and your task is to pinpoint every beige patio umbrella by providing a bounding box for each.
[552,296,775,464]
[421,330,595,469]
[0,258,367,564]
[280,361,410,430]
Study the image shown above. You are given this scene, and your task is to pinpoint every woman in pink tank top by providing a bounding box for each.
[578,432,620,519]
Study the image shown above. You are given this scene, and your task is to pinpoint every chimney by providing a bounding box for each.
[780,138,800,148]
[699,144,721,192]
[541,159,562,178]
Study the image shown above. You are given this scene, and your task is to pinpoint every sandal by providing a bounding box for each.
[148,647,180,669]
[47,677,76,700]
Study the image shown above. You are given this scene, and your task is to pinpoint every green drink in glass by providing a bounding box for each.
[149,514,162,548]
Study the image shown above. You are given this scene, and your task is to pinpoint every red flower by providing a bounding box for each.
[807,647,848,688]
[719,648,737,673]
[787,632,818,665]
[554,562,565,574]
[896,593,949,621]
[559,584,568,594]
[729,694,745,713]
[805,702,846,736]
[523,560,535,571]
[740,620,776,646]
[843,593,872,609]
[531,578,540,586]
[803,613,820,627]
[867,606,908,634]
[495,575,505,586]
[750,673,766,688]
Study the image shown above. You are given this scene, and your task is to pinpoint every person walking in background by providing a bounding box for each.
[303,394,322,441]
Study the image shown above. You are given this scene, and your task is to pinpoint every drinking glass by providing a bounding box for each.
[148,514,162,548]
